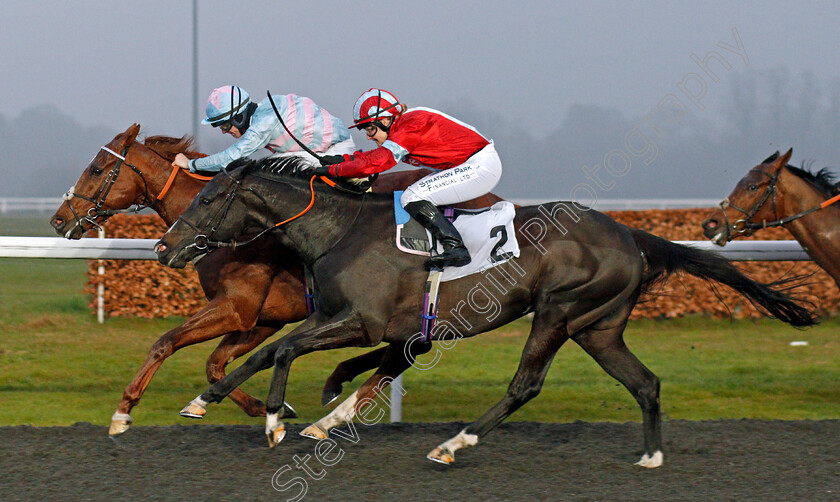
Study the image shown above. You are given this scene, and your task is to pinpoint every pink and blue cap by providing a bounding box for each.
[201,85,251,125]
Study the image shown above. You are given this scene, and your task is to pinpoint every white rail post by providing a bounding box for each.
[390,374,403,422]
[97,228,105,324]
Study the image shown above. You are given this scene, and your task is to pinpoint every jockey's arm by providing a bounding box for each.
[189,119,273,173]
[329,147,398,178]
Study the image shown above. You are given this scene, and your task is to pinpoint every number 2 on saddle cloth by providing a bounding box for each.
[303,193,520,342]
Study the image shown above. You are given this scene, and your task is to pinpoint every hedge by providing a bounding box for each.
[85,209,837,319]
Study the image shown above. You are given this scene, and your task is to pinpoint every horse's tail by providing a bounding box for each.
[628,227,816,327]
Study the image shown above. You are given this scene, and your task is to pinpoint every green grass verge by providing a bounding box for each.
[1,264,838,427]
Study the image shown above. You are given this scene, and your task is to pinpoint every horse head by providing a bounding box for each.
[702,149,792,245]
[50,124,146,238]
[154,158,292,268]
[155,155,368,269]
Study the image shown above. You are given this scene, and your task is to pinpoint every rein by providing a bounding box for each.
[719,166,840,238]
[64,143,213,232]
[182,173,352,253]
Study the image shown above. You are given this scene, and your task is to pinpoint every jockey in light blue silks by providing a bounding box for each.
[173,85,355,173]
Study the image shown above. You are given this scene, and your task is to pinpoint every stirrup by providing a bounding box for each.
[424,247,471,270]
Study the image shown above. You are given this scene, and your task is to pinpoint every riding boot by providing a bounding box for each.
[404,200,471,270]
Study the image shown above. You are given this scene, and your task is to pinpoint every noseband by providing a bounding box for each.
[716,169,780,241]
[177,169,255,252]
[63,145,153,232]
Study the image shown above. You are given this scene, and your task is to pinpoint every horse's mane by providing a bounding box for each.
[231,156,317,181]
[785,163,840,197]
[230,156,371,193]
[762,151,840,197]
[143,135,204,162]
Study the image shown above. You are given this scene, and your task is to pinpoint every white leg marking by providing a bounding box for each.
[315,392,359,433]
[179,396,208,418]
[266,412,281,436]
[635,450,664,468]
[111,412,133,423]
[440,429,479,454]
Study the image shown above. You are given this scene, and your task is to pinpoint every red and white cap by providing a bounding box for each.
[351,88,405,128]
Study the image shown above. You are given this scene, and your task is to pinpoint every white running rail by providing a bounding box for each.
[0,237,810,261]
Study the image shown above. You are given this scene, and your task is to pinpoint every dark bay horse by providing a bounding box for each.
[154,156,814,466]
[49,124,502,435]
[702,149,840,290]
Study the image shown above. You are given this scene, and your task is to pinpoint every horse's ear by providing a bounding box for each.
[762,151,780,164]
[225,158,253,179]
[114,124,141,149]
[125,124,141,143]
[775,148,793,173]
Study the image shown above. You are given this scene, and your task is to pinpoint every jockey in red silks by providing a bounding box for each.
[317,88,503,270]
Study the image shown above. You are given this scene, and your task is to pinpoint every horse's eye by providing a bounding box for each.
[91,167,102,176]
[748,184,758,191]
[200,197,211,205]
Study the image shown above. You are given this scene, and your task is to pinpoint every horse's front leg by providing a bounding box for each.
[264,307,376,448]
[303,341,430,440]
[109,293,263,436]
[205,326,296,419]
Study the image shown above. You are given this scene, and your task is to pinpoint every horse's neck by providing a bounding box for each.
[777,169,833,229]
[777,169,840,271]
[153,179,202,227]
[138,152,204,227]
[278,188,389,266]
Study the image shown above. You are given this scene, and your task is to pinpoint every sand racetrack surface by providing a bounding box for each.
[1,420,838,501]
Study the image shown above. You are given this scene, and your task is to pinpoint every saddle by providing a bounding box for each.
[393,192,520,282]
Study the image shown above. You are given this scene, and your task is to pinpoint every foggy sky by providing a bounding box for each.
[2,1,839,199]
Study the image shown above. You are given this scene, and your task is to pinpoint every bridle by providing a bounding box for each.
[717,164,840,241]
[62,143,213,234]
[62,145,153,233]
[177,170,366,257]
[717,168,781,239]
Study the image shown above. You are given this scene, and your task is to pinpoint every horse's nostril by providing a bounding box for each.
[704,220,718,230]
[51,217,63,229]
[154,243,167,254]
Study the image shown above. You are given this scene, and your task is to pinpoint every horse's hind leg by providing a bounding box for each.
[205,326,296,418]
[573,305,663,468]
[428,307,570,464]
[302,341,430,439]
[321,346,389,406]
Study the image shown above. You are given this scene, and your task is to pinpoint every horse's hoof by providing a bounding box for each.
[108,413,133,436]
[426,446,455,464]
[179,400,206,419]
[321,386,342,407]
[300,424,328,440]
[282,401,298,419]
[634,451,664,468]
[266,426,286,448]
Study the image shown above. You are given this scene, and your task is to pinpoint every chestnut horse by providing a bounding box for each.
[155,156,813,466]
[49,124,503,435]
[702,149,840,290]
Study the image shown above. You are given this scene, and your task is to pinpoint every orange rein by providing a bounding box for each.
[274,175,328,227]
[159,167,330,228]
[819,192,840,209]
[156,165,215,201]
